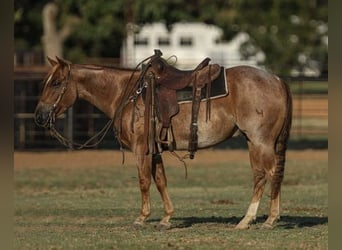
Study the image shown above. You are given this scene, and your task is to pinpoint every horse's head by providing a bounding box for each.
[35,57,77,128]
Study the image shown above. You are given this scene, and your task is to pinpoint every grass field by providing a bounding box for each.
[14,150,328,249]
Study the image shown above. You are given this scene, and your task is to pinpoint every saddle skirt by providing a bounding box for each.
[176,66,228,104]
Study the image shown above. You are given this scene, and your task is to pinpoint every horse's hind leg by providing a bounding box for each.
[236,143,275,229]
[152,153,174,229]
[261,145,286,229]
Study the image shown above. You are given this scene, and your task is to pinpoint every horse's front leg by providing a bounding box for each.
[152,153,174,230]
[134,153,152,227]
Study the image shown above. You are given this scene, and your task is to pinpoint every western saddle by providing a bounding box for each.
[144,50,221,159]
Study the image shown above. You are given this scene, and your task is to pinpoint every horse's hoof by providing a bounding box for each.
[156,222,171,231]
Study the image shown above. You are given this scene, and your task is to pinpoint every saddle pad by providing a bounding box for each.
[176,67,228,103]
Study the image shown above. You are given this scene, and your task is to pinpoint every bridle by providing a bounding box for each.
[37,51,165,152]
[46,64,71,129]
[41,53,161,151]
[51,65,70,115]
[42,63,116,150]
[38,52,189,172]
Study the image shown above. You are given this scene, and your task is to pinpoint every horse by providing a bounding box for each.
[35,55,292,230]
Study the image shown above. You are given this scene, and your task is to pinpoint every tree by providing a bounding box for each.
[234,0,328,75]
[61,0,126,62]
[15,0,327,75]
[133,0,327,75]
[15,1,46,51]
[41,1,79,62]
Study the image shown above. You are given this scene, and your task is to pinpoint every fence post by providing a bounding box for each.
[298,80,303,137]
[19,89,26,149]
[67,107,73,149]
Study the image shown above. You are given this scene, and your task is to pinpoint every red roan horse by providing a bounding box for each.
[35,55,292,230]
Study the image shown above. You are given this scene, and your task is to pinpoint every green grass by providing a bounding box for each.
[15,154,328,249]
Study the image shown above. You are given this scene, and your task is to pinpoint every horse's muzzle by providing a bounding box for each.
[34,104,55,128]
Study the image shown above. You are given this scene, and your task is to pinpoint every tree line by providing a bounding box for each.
[15,0,327,76]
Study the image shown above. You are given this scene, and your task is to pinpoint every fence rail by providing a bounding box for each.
[14,66,328,150]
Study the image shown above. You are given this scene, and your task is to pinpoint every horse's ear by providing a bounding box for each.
[47,57,57,66]
[55,56,70,67]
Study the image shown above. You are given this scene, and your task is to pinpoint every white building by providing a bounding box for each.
[121,22,263,69]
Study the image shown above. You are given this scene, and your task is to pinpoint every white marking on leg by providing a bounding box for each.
[236,201,261,229]
[246,201,260,218]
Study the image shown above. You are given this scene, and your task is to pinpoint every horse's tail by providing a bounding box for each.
[273,79,292,195]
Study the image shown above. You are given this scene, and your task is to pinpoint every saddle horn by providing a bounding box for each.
[154,49,163,57]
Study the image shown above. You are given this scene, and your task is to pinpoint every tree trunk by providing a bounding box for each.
[41,2,79,63]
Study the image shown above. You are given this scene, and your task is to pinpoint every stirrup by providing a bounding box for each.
[157,127,175,152]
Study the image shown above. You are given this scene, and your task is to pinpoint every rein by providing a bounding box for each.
[111,53,161,145]
[44,53,189,176]
[49,119,114,150]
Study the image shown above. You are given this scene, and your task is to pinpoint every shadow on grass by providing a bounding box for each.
[169,215,328,229]
[170,216,240,228]
[276,215,328,229]
[213,136,328,150]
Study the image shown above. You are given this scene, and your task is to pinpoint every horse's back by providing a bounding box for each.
[226,65,289,105]
[227,65,284,93]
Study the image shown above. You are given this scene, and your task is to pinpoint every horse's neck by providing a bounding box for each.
[73,66,134,118]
